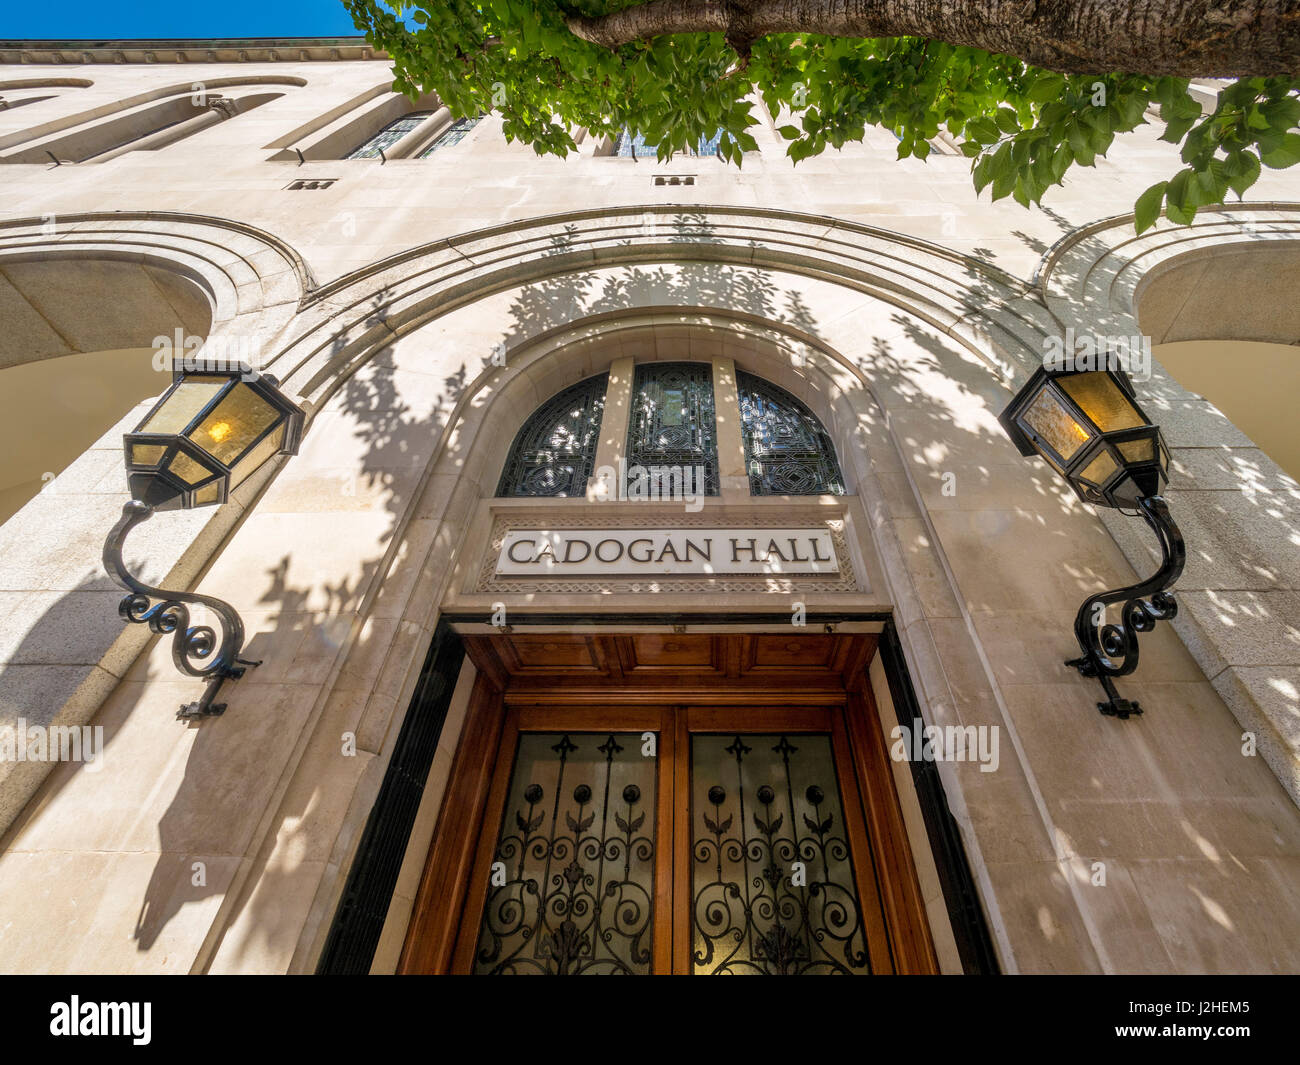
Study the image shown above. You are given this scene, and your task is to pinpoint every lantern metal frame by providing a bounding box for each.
[122,368,304,511]
[1000,364,1184,719]
[104,367,304,718]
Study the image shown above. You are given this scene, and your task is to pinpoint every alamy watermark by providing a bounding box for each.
[589,459,707,512]
[1043,328,1152,381]
[890,717,999,773]
[0,719,105,771]
[152,328,264,378]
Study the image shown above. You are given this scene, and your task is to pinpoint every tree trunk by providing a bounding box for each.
[565,0,1300,76]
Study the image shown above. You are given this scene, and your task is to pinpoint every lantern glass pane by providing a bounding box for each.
[194,482,222,506]
[193,383,279,466]
[1080,448,1118,487]
[1021,387,1091,462]
[129,443,166,467]
[166,450,217,486]
[229,422,286,490]
[1060,373,1145,433]
[1118,437,1155,464]
[142,377,227,435]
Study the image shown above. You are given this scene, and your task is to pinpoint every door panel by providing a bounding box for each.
[441,702,905,974]
[451,706,675,974]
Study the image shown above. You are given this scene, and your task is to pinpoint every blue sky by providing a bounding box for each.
[1,0,362,39]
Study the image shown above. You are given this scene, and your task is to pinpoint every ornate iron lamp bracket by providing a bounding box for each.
[102,500,259,718]
[1065,494,1185,718]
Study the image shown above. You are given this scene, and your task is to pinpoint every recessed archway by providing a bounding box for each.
[0,256,213,524]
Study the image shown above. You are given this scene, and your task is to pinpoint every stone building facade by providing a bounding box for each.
[0,37,1298,974]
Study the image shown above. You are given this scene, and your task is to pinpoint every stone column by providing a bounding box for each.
[711,356,749,502]
[587,355,634,500]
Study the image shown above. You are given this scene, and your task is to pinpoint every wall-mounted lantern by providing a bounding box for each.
[999,364,1185,718]
[102,368,304,718]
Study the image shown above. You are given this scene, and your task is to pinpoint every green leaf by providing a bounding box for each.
[1166,168,1195,211]
[1261,132,1300,168]
[966,116,1000,144]
[1026,73,1067,102]
[1134,181,1167,233]
[1224,150,1261,198]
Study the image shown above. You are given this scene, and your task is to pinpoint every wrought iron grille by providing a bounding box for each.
[496,373,608,497]
[626,361,720,495]
[473,732,657,975]
[736,371,846,495]
[691,733,870,974]
[345,111,435,159]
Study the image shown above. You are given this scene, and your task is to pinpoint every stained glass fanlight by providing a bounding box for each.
[496,373,608,497]
[736,370,846,495]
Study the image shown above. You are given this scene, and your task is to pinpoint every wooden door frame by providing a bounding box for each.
[398,631,941,974]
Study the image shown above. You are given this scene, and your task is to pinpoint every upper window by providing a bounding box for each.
[615,127,724,158]
[626,362,720,496]
[497,362,843,499]
[737,371,845,495]
[345,111,434,159]
[420,116,481,157]
[496,373,607,497]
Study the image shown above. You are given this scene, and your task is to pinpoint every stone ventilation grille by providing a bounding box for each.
[473,512,861,595]
[285,178,337,190]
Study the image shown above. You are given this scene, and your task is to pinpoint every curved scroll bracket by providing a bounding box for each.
[1065,495,1185,719]
[102,500,259,718]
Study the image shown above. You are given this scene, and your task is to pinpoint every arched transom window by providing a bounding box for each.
[497,362,845,499]
[496,373,608,497]
[737,370,846,495]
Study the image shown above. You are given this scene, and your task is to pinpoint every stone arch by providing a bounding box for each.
[1039,204,1300,809]
[0,75,309,161]
[0,77,92,113]
[5,204,1300,980]
[0,210,311,839]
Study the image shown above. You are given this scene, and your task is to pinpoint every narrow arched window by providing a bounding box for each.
[345,111,434,159]
[497,373,608,497]
[420,116,481,156]
[737,370,845,495]
[626,362,720,496]
[615,127,725,157]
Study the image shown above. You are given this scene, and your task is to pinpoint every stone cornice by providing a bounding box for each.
[0,37,386,65]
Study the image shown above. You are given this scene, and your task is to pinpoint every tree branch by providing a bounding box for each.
[565,0,1300,76]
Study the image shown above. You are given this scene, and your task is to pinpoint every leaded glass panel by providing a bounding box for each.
[344,111,434,159]
[496,373,607,497]
[615,127,725,157]
[736,370,846,495]
[615,129,659,158]
[419,115,481,156]
[473,732,657,975]
[691,733,871,975]
[626,362,719,495]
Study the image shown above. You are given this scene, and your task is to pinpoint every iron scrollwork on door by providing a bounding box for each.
[736,370,845,496]
[626,361,720,495]
[692,733,870,974]
[473,732,656,974]
[496,374,608,497]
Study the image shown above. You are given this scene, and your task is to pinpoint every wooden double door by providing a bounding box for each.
[399,633,939,975]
